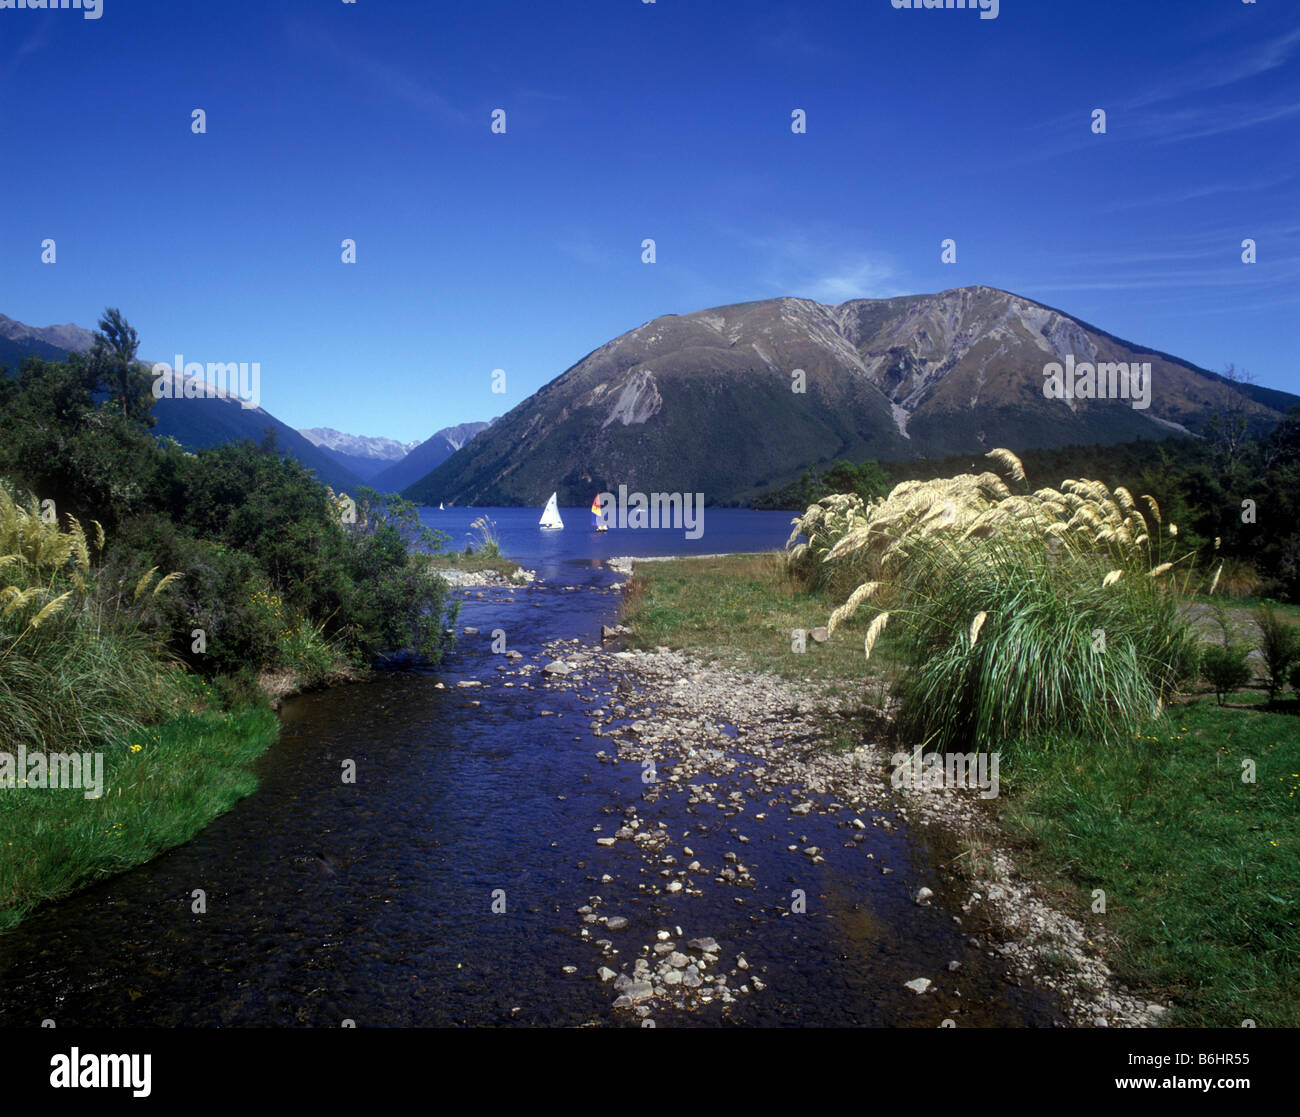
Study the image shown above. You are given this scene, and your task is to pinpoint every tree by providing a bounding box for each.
[88,308,155,426]
[1203,363,1255,475]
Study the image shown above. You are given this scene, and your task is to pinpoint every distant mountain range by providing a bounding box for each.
[0,313,489,496]
[296,423,495,486]
[371,420,495,493]
[403,286,1300,507]
[298,428,421,482]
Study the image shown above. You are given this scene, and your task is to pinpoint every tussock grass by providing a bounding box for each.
[0,489,283,934]
[789,450,1201,749]
[0,489,183,752]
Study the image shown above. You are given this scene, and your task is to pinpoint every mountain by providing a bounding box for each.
[145,374,366,493]
[372,419,494,494]
[0,314,364,493]
[0,314,97,371]
[298,428,420,482]
[403,286,1299,508]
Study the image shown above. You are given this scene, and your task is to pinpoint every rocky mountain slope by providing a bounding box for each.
[404,286,1296,507]
[372,419,494,493]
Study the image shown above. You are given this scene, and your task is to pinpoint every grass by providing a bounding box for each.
[0,675,279,933]
[622,552,892,687]
[622,551,1300,1028]
[420,552,522,577]
[1000,700,1299,1028]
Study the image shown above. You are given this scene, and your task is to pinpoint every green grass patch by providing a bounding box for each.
[1000,700,1299,1027]
[421,552,522,577]
[0,691,278,933]
[622,553,895,688]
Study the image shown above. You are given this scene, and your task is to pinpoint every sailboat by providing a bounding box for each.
[539,492,564,530]
[439,502,444,510]
[590,494,608,532]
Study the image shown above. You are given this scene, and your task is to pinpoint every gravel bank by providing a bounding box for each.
[536,635,1169,1028]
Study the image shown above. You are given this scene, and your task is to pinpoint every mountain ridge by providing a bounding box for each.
[403,285,1298,507]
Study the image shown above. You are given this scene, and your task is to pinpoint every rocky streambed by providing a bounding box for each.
[529,622,1169,1028]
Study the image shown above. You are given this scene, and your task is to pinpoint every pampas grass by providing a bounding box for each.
[787,449,1200,750]
[0,486,183,752]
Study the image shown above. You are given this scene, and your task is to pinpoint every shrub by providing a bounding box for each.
[1255,603,1300,703]
[1201,643,1252,705]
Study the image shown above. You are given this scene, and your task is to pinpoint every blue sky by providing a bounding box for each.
[1,0,1296,443]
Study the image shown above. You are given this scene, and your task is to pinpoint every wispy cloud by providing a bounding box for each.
[1012,24,1300,164]
[721,226,907,303]
[0,21,54,84]
[1128,25,1300,109]
[1100,173,1296,213]
[284,19,465,125]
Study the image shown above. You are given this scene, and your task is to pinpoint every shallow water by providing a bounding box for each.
[0,545,1063,1027]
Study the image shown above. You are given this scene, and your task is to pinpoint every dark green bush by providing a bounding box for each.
[1201,644,1252,706]
[1255,603,1300,702]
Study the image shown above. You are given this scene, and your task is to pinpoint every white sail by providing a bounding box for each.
[439,502,444,510]
[539,492,564,529]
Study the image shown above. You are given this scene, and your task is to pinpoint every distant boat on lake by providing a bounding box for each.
[539,492,563,530]
[439,502,445,510]
[590,494,608,532]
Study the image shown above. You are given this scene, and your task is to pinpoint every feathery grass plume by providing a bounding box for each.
[1208,562,1223,596]
[828,581,880,636]
[808,452,1200,751]
[823,525,873,563]
[133,567,159,603]
[1112,486,1137,514]
[1142,494,1161,523]
[985,448,1025,482]
[1169,523,1178,536]
[968,611,988,648]
[1149,562,1173,577]
[2,586,42,617]
[863,611,890,661]
[91,519,106,553]
[27,592,70,629]
[66,515,90,572]
[152,572,185,597]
